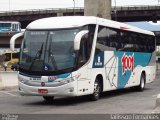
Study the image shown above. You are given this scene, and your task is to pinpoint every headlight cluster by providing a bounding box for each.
[57,77,74,84]
[18,75,30,83]
[18,77,28,83]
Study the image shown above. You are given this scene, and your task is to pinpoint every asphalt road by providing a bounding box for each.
[0,73,160,114]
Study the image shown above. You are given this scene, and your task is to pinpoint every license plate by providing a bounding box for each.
[38,89,48,94]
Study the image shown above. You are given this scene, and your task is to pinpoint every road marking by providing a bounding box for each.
[0,91,17,97]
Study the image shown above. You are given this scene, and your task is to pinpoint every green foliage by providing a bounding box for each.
[156,51,160,56]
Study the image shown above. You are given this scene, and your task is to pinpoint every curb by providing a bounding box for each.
[0,71,17,73]
[153,94,160,113]
[156,70,160,75]
[156,94,160,108]
[0,74,4,90]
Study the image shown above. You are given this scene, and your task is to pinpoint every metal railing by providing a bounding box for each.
[1,5,160,16]
[113,5,160,11]
[0,7,84,16]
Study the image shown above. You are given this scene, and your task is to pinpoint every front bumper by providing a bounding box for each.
[19,80,77,97]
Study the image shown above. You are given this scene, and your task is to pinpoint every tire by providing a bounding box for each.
[43,96,54,102]
[137,73,146,91]
[90,79,101,101]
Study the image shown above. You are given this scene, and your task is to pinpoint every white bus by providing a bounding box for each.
[15,16,156,101]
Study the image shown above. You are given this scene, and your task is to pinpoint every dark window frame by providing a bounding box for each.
[96,25,155,53]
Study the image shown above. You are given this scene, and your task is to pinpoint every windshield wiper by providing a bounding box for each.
[48,42,58,70]
[29,43,44,71]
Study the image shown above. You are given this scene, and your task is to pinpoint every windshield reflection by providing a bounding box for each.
[20,29,79,72]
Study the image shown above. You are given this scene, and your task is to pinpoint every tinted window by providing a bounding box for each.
[78,24,96,67]
[97,26,118,52]
[97,25,155,53]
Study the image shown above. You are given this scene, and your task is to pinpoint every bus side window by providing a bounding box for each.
[96,26,117,52]
[77,24,96,68]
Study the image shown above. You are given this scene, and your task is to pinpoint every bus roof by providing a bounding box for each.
[26,16,154,36]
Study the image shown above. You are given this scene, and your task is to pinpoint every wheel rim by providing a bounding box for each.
[94,81,100,97]
[141,77,145,89]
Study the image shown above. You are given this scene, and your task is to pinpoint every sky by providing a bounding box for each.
[0,0,159,12]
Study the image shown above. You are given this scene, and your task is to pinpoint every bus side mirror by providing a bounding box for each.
[10,32,24,51]
[74,30,89,50]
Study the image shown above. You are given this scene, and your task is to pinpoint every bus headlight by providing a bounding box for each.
[57,78,74,84]
[18,76,28,83]
[19,78,29,83]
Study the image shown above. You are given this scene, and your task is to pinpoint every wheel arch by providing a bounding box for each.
[95,74,104,92]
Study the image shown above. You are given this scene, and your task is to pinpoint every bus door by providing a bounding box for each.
[77,34,91,95]
[96,26,118,90]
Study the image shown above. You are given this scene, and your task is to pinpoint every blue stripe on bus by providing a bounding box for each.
[56,73,71,79]
[19,72,71,80]
[48,73,71,82]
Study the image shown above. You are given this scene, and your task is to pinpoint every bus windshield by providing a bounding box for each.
[20,29,79,72]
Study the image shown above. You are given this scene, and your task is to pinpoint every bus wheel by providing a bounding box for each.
[43,96,54,102]
[137,73,146,91]
[90,79,101,101]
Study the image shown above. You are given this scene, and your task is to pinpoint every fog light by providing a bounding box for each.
[69,88,74,92]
